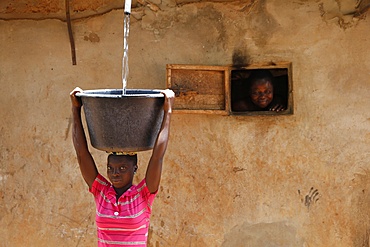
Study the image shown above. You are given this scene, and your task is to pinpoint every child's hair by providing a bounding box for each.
[248,69,273,84]
[108,153,138,165]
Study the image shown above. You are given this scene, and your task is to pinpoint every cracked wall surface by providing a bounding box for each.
[1,0,370,246]
[2,0,368,22]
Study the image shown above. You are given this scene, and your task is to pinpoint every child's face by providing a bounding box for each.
[107,155,136,189]
[249,80,273,108]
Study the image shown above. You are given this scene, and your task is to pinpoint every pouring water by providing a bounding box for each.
[122,0,131,95]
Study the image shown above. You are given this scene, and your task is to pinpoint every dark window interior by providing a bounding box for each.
[231,68,289,113]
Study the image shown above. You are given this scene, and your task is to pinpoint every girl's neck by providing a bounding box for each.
[114,182,132,199]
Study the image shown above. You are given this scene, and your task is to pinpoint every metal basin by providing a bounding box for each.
[76,89,164,152]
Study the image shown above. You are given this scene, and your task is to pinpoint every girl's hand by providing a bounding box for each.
[70,87,83,108]
[161,89,175,113]
[269,103,286,112]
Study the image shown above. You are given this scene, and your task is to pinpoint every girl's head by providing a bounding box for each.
[106,153,138,189]
[248,70,274,109]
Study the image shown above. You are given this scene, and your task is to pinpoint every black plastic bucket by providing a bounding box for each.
[76,89,164,152]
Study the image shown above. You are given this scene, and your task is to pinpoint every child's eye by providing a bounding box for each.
[120,166,127,171]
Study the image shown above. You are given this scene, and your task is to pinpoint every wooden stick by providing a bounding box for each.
[65,0,76,65]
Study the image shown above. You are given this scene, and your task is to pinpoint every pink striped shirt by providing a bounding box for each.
[89,174,157,247]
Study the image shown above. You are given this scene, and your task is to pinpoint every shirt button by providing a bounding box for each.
[114,212,119,216]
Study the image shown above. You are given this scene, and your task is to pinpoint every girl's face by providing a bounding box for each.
[249,80,273,109]
[107,156,137,189]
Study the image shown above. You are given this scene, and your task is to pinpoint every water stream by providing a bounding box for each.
[122,12,130,95]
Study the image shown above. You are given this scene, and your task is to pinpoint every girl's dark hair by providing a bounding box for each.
[108,153,138,165]
[248,69,273,84]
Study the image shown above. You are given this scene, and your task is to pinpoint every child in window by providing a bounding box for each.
[232,69,286,112]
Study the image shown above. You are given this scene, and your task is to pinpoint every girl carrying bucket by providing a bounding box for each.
[70,87,174,246]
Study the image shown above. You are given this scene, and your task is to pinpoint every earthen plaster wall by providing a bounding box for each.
[0,0,369,246]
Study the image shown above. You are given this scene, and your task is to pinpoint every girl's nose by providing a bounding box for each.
[113,168,120,175]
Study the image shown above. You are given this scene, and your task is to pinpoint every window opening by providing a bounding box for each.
[231,67,292,115]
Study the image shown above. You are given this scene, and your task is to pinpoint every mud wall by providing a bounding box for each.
[0,0,369,246]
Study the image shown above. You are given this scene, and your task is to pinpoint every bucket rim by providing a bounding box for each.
[76,89,164,98]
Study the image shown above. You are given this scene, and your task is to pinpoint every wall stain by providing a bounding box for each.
[350,168,370,247]
[233,166,246,173]
[65,117,72,141]
[83,32,100,42]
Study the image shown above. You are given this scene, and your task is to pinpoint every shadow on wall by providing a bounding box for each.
[222,221,305,247]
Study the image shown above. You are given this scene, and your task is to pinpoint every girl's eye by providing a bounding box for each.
[120,166,127,171]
